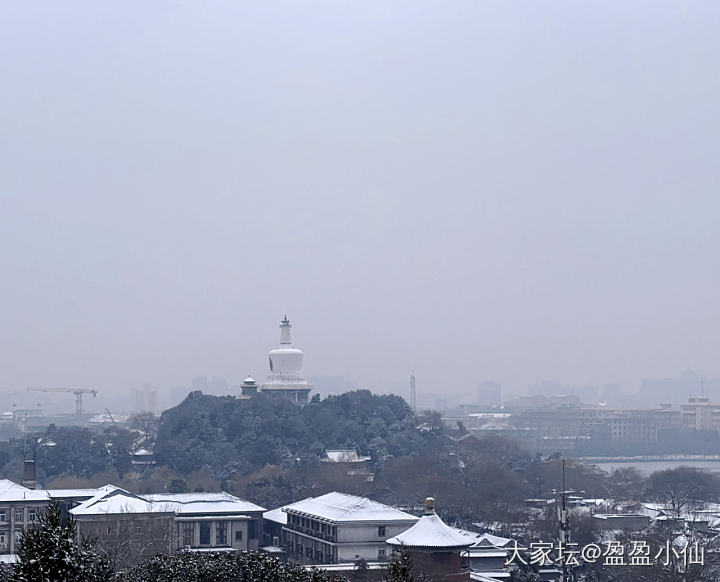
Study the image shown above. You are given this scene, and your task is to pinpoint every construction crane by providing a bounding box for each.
[105,408,117,426]
[26,387,98,416]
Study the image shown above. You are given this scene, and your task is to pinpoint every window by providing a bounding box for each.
[0,533,6,548]
[273,536,279,546]
[378,547,386,559]
[15,510,23,523]
[28,510,37,523]
[182,523,194,547]
[199,522,211,545]
[248,520,257,539]
[235,530,243,541]
[216,522,228,546]
[378,526,386,537]
[15,531,22,544]
[0,511,5,522]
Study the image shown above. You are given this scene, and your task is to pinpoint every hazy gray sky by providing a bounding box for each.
[1,1,718,404]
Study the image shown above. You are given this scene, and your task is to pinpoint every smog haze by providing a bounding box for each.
[1,1,718,407]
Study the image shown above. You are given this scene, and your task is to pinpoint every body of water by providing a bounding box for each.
[581,458,720,476]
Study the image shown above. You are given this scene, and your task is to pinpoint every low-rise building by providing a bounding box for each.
[459,532,512,580]
[1,477,266,568]
[0,478,98,558]
[280,491,418,565]
[71,485,266,566]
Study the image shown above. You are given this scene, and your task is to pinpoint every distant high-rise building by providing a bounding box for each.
[260,316,312,405]
[135,384,158,414]
[639,370,712,406]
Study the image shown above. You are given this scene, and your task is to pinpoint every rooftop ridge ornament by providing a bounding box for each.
[424,497,435,515]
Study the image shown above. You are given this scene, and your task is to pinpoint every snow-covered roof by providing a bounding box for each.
[71,486,265,517]
[386,507,472,550]
[448,527,512,548]
[0,479,30,498]
[471,573,511,581]
[264,507,288,525]
[261,545,285,553]
[0,479,98,503]
[324,450,371,463]
[132,448,153,456]
[71,486,155,516]
[655,515,684,521]
[471,533,512,548]
[481,533,511,547]
[312,562,389,572]
[283,492,418,524]
[145,491,265,514]
[467,549,508,559]
[593,513,649,520]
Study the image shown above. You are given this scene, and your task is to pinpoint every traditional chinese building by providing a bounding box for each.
[386,497,472,581]
[240,375,259,398]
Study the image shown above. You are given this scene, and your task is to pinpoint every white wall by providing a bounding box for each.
[337,522,416,543]
[337,542,388,562]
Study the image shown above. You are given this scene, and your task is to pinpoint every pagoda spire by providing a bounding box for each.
[280,315,292,345]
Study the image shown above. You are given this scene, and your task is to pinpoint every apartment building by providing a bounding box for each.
[279,492,418,565]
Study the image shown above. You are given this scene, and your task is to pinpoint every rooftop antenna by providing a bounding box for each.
[557,458,571,582]
[410,371,417,413]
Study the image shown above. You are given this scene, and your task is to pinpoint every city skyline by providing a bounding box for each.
[1,2,718,400]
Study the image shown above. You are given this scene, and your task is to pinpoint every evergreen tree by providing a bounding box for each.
[120,551,342,581]
[384,552,414,582]
[12,498,112,582]
[0,563,12,582]
[353,558,371,582]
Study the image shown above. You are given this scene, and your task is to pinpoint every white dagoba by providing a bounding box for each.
[259,316,313,405]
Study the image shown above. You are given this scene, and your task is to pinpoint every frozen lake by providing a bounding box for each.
[581,458,720,476]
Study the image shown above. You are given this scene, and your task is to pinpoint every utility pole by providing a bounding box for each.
[557,458,572,582]
[410,371,416,413]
